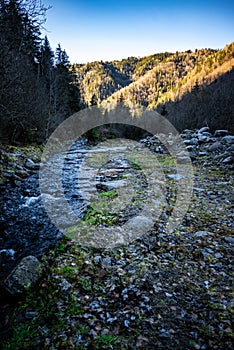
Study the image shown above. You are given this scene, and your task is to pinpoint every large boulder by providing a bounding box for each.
[4,256,41,296]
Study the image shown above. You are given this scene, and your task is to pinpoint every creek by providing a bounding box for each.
[0,139,88,280]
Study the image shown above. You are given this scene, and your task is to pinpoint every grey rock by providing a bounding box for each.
[1,171,13,179]
[199,126,210,133]
[209,137,218,142]
[9,153,23,158]
[15,169,29,179]
[125,216,154,235]
[0,249,15,263]
[93,255,102,264]
[222,135,234,144]
[183,139,192,145]
[224,237,234,245]
[227,144,234,151]
[167,174,184,181]
[25,158,35,168]
[193,187,205,192]
[214,130,228,137]
[189,152,197,160]
[202,132,212,137]
[209,142,222,152]
[214,152,229,160]
[186,145,196,151]
[101,256,112,268]
[190,138,198,145]
[14,180,23,187]
[16,164,25,171]
[155,146,164,153]
[177,156,191,164]
[194,231,214,237]
[25,159,40,170]
[222,156,233,164]
[198,134,210,143]
[99,180,127,191]
[59,278,72,291]
[4,256,41,295]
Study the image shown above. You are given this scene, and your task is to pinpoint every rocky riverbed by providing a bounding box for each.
[0,127,233,349]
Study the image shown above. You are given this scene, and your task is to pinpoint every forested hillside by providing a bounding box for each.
[72,52,173,106]
[0,0,80,144]
[73,43,234,132]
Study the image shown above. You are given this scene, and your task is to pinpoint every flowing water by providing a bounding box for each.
[0,139,88,280]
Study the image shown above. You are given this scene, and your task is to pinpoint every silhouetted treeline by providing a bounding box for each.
[0,0,80,144]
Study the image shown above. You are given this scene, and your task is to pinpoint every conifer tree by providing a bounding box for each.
[53,44,80,125]
[161,104,168,116]
[0,0,44,142]
[192,80,200,95]
[0,2,81,142]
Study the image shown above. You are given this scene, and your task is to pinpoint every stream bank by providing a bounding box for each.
[0,128,233,349]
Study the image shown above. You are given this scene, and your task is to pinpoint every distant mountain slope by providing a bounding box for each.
[71,52,172,106]
[71,42,234,131]
[103,43,233,108]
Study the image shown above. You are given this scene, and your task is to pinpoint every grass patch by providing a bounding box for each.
[130,161,141,170]
[97,190,118,199]
[82,206,119,226]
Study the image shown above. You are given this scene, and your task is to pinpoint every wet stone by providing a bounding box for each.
[4,256,41,296]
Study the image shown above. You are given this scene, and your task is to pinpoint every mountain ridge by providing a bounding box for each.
[71,42,234,131]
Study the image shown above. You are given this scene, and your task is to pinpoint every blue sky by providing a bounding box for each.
[42,0,234,64]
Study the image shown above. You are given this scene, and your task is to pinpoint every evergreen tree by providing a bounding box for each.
[0,1,81,142]
[39,36,55,138]
[40,36,54,78]
[0,0,44,142]
[117,93,125,103]
[90,94,98,106]
[161,104,168,116]
[53,44,80,125]
[192,80,200,95]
